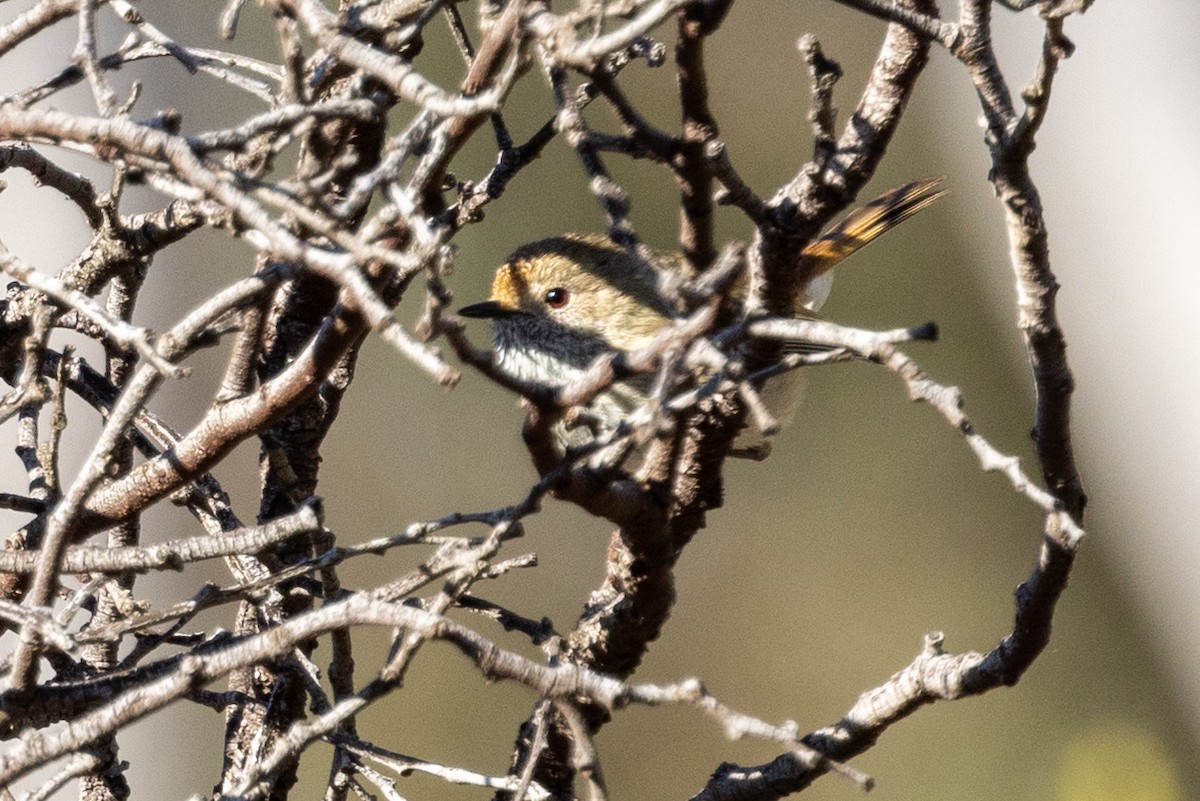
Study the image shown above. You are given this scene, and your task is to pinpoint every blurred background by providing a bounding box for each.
[0,1,1196,799]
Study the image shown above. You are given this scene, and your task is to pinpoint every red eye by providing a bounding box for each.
[544,287,570,308]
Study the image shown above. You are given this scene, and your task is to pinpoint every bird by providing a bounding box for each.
[459,178,944,454]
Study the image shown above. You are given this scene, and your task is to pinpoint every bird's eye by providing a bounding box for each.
[544,287,570,309]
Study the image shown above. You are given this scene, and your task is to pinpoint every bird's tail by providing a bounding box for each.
[793,177,944,312]
[802,177,946,279]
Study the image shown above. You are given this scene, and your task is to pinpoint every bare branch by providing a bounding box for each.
[275,0,502,117]
[0,2,1095,796]
[0,502,321,575]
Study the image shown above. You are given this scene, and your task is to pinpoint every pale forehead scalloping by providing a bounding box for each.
[491,234,665,309]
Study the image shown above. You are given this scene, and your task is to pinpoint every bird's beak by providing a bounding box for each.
[459,300,516,319]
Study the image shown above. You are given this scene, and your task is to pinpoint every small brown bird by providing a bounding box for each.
[460,179,944,450]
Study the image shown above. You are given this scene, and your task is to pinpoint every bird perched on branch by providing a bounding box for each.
[460,179,944,455]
